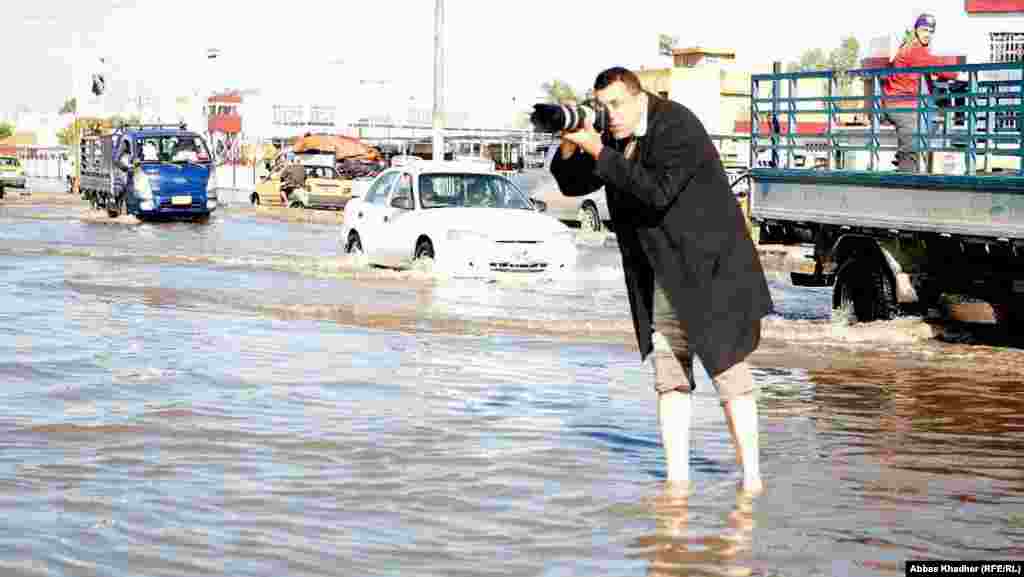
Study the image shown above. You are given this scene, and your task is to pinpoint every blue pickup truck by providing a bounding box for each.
[78,123,218,221]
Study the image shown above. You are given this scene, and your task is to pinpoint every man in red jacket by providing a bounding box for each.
[883,13,962,172]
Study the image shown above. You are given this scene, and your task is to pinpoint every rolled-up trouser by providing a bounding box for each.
[651,279,758,401]
[883,110,919,172]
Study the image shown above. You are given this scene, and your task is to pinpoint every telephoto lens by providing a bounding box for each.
[530,104,574,133]
[530,102,608,134]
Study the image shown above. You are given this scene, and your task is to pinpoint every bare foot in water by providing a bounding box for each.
[740,477,764,496]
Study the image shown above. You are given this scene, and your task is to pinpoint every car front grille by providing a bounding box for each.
[308,194,348,207]
[158,198,204,209]
[489,262,548,272]
[489,240,548,272]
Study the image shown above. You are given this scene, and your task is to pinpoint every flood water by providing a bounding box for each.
[1,198,1022,577]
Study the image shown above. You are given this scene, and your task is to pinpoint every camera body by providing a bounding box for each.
[530,100,609,135]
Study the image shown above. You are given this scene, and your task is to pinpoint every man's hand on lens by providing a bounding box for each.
[561,119,604,160]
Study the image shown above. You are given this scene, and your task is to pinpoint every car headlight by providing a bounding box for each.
[447,229,489,242]
[134,171,153,199]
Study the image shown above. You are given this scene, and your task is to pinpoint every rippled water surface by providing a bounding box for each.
[1,201,1023,577]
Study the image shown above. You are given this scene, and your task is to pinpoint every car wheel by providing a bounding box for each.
[251,193,260,206]
[578,202,602,233]
[415,238,435,261]
[345,231,363,254]
[290,201,304,209]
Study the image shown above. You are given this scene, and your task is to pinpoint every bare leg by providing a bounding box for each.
[722,395,762,494]
[724,404,743,468]
[657,389,692,485]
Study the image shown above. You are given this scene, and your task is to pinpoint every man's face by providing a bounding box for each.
[595,81,643,140]
[915,25,933,46]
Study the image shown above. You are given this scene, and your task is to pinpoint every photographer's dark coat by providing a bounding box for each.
[551,92,773,377]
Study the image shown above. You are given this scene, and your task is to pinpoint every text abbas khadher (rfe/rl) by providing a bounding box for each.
[533,66,774,494]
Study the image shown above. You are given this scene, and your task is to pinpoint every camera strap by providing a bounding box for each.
[623,139,638,161]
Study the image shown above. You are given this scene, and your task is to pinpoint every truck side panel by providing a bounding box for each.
[79,137,113,198]
[753,174,1024,240]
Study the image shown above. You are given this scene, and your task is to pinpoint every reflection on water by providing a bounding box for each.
[628,485,757,577]
[1,205,1023,576]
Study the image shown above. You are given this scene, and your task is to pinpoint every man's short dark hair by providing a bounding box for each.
[594,67,643,94]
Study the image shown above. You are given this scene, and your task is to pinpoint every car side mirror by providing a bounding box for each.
[531,198,547,212]
[390,196,413,210]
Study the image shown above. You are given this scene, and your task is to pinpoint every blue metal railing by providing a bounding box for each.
[748,61,1023,176]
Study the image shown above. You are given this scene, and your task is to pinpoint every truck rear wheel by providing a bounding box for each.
[106,194,124,218]
[993,300,1024,336]
[345,231,363,254]
[833,257,897,324]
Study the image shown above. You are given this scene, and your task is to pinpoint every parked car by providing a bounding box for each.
[516,145,610,233]
[341,160,577,276]
[0,155,26,198]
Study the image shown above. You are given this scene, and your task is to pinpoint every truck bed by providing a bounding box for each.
[750,168,1024,240]
[79,171,111,193]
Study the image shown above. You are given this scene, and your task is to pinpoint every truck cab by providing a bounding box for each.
[111,125,218,220]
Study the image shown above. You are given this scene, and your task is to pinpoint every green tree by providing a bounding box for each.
[109,114,142,129]
[786,35,861,93]
[0,122,13,140]
[57,119,83,146]
[828,36,861,93]
[786,47,829,73]
[658,33,679,58]
[512,80,594,128]
[59,97,77,114]
[56,114,143,146]
[540,79,581,104]
[511,111,533,130]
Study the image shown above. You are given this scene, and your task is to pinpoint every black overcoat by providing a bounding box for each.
[550,92,773,376]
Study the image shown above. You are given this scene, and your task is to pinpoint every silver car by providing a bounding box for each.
[515,146,609,233]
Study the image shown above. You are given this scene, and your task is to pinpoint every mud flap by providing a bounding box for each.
[791,272,835,287]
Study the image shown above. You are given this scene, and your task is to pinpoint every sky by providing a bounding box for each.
[4,0,975,126]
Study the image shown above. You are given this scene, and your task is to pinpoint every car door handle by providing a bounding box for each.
[357,211,363,218]
[383,216,389,223]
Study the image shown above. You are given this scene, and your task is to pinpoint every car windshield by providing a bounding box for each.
[136,135,211,164]
[418,173,532,210]
[0,157,18,166]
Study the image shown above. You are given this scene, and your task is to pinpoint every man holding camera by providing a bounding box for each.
[548,67,773,493]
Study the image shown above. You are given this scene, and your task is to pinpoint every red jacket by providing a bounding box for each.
[883,42,959,103]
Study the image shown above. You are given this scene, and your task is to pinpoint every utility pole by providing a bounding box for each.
[432,0,445,161]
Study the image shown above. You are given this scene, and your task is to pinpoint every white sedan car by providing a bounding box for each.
[341,161,577,276]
